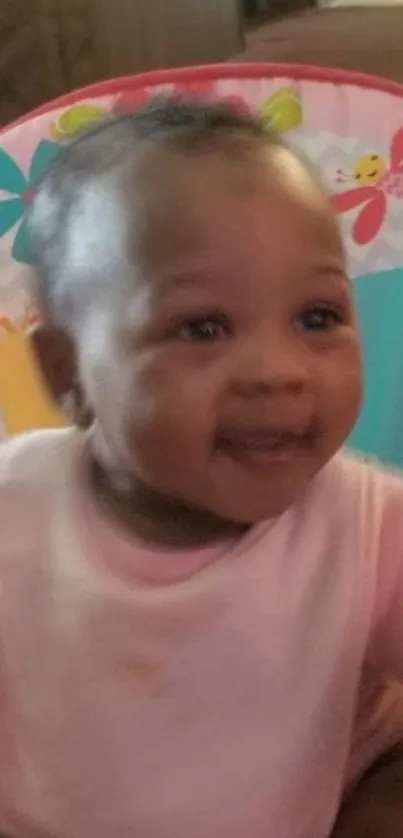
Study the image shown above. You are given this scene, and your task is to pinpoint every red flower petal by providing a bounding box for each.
[352,191,387,245]
[113,88,151,115]
[174,80,215,98]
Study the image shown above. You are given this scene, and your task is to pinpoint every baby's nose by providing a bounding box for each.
[230,333,309,397]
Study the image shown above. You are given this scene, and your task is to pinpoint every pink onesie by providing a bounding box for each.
[1,428,403,838]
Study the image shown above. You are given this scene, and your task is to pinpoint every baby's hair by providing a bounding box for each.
[26,97,281,330]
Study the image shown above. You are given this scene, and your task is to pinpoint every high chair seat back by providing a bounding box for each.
[1,64,403,465]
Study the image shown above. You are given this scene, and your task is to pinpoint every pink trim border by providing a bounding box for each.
[3,63,403,135]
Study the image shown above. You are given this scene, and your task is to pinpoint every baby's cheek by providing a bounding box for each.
[134,351,213,409]
[318,342,362,430]
[110,347,219,458]
[129,373,211,462]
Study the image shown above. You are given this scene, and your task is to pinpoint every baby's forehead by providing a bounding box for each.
[64,161,342,342]
[124,139,321,197]
[66,142,336,300]
[126,145,334,252]
[122,141,328,231]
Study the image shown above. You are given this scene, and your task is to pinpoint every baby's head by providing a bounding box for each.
[28,98,361,530]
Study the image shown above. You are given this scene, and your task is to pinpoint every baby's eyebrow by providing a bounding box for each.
[156,262,217,295]
[315,264,349,282]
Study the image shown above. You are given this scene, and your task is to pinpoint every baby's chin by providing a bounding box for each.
[196,452,326,526]
[202,494,296,527]
[86,423,320,535]
[170,475,312,530]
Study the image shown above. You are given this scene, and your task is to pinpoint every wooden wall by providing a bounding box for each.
[94,0,243,76]
[0,0,243,125]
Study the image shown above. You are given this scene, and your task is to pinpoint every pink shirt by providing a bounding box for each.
[1,428,403,838]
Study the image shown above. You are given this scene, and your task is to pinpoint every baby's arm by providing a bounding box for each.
[332,745,403,837]
[332,466,403,837]
[366,466,403,681]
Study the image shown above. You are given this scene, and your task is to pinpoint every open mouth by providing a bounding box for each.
[215,427,316,466]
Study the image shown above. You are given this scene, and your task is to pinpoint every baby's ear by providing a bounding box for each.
[28,323,76,403]
[28,324,94,428]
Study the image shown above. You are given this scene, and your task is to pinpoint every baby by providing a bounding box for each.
[1,98,403,838]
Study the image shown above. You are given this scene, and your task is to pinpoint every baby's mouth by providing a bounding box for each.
[215,426,316,465]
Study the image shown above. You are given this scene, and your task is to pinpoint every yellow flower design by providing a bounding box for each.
[260,87,303,134]
[50,104,107,141]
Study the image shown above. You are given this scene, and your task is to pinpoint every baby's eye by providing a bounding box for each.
[175,314,231,342]
[297,306,343,333]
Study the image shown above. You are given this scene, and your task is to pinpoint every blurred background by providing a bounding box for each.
[1,0,402,126]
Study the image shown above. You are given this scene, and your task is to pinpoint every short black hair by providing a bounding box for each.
[26,96,280,328]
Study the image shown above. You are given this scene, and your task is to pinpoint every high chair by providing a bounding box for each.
[1,64,403,465]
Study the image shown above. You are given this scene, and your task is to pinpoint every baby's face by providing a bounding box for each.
[81,145,361,523]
